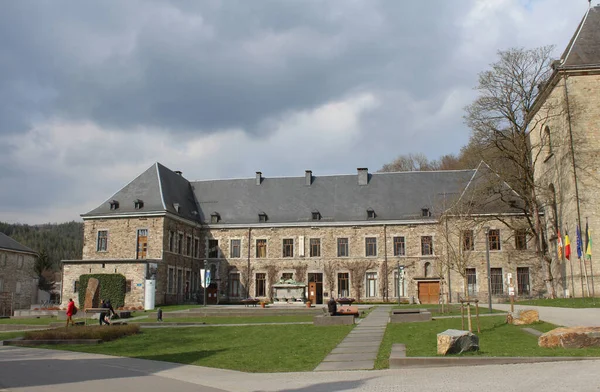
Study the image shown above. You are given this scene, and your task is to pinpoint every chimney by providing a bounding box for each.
[174,170,182,176]
[256,171,262,185]
[357,168,369,186]
[305,170,312,186]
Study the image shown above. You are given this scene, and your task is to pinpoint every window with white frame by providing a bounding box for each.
[393,236,405,256]
[282,239,293,257]
[365,237,377,257]
[366,272,377,297]
[230,239,241,258]
[466,268,477,296]
[97,230,108,252]
[177,233,184,254]
[337,273,349,297]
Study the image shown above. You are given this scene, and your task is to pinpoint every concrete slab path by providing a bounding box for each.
[314,306,390,371]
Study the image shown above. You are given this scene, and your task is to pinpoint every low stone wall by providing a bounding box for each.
[390,309,432,323]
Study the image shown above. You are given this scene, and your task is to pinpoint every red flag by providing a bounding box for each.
[557,229,563,259]
[565,232,571,260]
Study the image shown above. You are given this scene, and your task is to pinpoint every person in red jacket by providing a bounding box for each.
[66,298,76,327]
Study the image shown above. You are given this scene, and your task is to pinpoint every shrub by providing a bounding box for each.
[24,325,140,342]
[77,274,126,308]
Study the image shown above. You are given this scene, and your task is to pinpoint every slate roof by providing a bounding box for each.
[0,232,36,254]
[560,5,600,68]
[83,162,523,225]
[82,163,199,221]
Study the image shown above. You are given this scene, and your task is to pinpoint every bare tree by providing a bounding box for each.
[265,264,280,300]
[464,46,563,298]
[379,153,437,172]
[324,261,338,298]
[293,264,308,283]
[341,260,377,303]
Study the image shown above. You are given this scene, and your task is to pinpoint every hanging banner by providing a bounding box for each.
[201,269,211,288]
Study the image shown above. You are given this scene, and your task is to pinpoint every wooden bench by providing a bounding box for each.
[241,299,260,307]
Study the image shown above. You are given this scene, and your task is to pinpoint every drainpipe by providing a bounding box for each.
[383,224,388,302]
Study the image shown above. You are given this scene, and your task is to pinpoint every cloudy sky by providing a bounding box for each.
[0,0,595,224]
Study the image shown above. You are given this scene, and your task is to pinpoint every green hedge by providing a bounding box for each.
[78,274,126,308]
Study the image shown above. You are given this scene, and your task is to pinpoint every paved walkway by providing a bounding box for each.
[314,306,391,371]
[492,304,600,327]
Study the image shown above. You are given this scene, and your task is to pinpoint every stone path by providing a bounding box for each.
[314,306,390,371]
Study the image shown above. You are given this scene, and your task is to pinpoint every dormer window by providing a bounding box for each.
[421,208,431,217]
[258,212,268,222]
[312,210,321,221]
[367,208,376,219]
[211,212,221,224]
[173,203,181,213]
[134,199,144,209]
[109,200,119,210]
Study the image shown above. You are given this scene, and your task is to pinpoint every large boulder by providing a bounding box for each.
[539,327,600,348]
[437,329,479,355]
[509,309,539,325]
[84,278,100,310]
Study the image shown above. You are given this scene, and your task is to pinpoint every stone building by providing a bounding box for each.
[0,232,38,315]
[528,5,600,298]
[62,162,542,308]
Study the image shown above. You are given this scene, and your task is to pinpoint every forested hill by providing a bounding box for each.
[0,221,83,267]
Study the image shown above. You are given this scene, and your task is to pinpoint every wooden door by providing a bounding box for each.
[308,282,317,303]
[418,282,440,304]
[137,229,148,259]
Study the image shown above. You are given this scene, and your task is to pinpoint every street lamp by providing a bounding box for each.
[484,227,492,313]
[203,260,208,307]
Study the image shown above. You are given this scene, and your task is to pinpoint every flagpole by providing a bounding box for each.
[586,217,595,299]
[578,225,585,297]
[567,225,576,297]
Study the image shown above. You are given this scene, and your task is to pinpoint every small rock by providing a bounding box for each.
[437,329,479,355]
[539,327,600,348]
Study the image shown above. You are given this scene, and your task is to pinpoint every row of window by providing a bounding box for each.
[96,228,528,258]
[212,236,430,259]
[0,253,25,268]
[227,267,531,297]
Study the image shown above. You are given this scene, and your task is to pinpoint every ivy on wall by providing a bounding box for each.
[78,274,126,308]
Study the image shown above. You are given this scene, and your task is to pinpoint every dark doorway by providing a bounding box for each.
[308,273,323,304]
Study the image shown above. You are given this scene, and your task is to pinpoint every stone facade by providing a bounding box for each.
[0,249,37,313]
[529,72,600,298]
[64,212,541,307]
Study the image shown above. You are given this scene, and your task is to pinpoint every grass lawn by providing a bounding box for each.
[0,317,57,326]
[393,304,503,317]
[35,324,353,372]
[375,316,600,369]
[0,331,26,341]
[516,298,600,308]
[132,315,314,324]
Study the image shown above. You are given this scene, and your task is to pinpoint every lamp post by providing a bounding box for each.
[203,260,208,307]
[485,227,492,313]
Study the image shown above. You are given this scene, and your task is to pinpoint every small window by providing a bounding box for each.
[466,268,477,296]
[312,211,321,221]
[488,229,501,251]
[515,229,528,250]
[125,280,132,293]
[168,231,175,252]
[211,213,220,224]
[258,212,268,222]
[337,238,349,257]
[97,230,108,252]
[462,230,474,251]
[393,237,405,256]
[310,238,321,257]
[256,239,267,258]
[367,208,376,219]
[173,203,181,213]
[230,239,241,258]
[421,236,433,256]
[421,208,431,217]
[134,199,144,209]
[365,237,377,257]
[208,239,219,258]
[545,126,553,155]
[74,281,79,293]
[283,239,294,257]
[109,200,119,210]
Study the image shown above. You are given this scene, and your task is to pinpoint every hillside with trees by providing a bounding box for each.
[0,221,83,268]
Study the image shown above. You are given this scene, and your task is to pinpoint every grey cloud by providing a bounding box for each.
[0,0,472,136]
